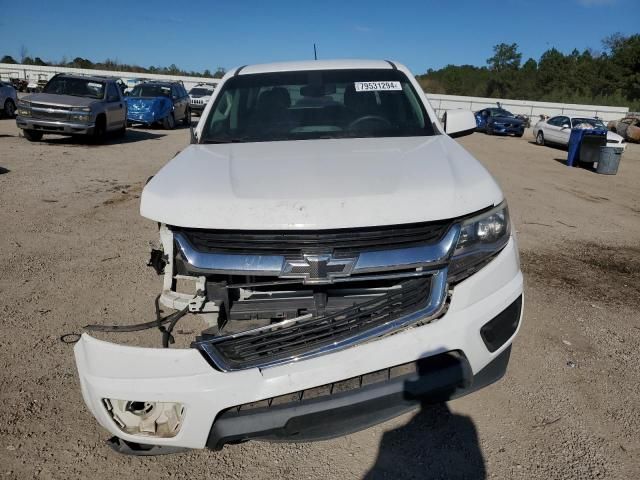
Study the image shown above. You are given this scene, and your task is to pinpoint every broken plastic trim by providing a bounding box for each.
[148,249,167,275]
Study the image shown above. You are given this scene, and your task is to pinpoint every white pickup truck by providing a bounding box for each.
[74,59,523,454]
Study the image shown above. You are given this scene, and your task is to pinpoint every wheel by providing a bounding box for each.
[182,107,191,126]
[536,131,545,146]
[91,116,107,143]
[516,132,524,138]
[486,124,492,135]
[3,99,16,118]
[163,113,175,130]
[23,129,43,142]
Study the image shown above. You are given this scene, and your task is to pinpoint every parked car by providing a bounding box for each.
[74,59,523,454]
[0,80,17,118]
[474,107,524,136]
[125,81,190,129]
[188,83,215,115]
[15,74,127,142]
[533,115,626,148]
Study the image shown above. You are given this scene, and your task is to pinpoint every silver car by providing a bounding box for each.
[16,74,127,142]
[0,81,17,118]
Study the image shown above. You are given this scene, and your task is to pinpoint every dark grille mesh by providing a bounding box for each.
[194,277,431,370]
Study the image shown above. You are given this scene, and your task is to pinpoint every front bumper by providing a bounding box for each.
[16,116,95,135]
[127,111,157,125]
[75,237,523,450]
[189,103,206,113]
[490,124,524,135]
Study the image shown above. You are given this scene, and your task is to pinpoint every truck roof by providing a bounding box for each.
[237,59,403,75]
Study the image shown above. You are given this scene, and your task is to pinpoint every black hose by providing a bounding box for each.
[83,306,188,333]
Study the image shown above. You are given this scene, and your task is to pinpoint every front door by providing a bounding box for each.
[105,83,125,130]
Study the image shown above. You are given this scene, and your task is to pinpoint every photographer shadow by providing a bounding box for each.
[364,354,486,479]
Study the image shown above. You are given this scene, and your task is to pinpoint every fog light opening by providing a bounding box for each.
[103,399,185,438]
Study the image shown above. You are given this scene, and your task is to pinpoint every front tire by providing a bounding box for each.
[163,113,175,130]
[3,99,16,118]
[536,131,545,146]
[91,116,107,143]
[486,124,493,135]
[23,129,43,142]
[182,107,191,126]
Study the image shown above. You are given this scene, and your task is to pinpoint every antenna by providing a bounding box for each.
[314,43,318,61]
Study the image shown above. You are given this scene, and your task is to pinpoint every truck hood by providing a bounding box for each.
[126,97,163,112]
[22,93,97,108]
[140,136,504,230]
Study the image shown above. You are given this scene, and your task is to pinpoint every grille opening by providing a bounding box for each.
[193,276,434,370]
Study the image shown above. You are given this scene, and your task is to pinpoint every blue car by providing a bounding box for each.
[125,82,191,129]
[475,107,524,137]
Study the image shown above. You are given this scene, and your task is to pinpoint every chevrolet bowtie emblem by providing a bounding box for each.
[280,254,357,284]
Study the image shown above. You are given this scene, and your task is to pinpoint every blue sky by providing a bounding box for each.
[1,0,637,74]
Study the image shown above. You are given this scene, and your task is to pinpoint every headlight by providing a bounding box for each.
[70,108,92,123]
[449,203,510,282]
[17,100,31,117]
[103,398,185,438]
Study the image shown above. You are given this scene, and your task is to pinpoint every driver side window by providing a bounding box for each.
[548,116,563,127]
[106,83,120,102]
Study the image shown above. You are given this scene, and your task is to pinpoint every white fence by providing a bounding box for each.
[0,63,221,91]
[425,93,629,123]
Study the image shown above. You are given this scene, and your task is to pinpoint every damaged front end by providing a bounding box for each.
[152,220,460,371]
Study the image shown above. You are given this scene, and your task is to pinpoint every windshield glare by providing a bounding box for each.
[200,69,434,143]
[129,84,171,98]
[190,87,213,96]
[572,118,605,129]
[489,108,514,117]
[43,77,105,99]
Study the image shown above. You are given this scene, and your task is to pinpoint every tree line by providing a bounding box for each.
[417,33,639,111]
[0,51,226,79]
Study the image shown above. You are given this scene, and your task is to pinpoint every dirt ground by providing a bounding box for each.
[0,118,638,480]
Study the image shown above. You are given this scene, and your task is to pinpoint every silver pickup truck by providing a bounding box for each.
[16,74,127,142]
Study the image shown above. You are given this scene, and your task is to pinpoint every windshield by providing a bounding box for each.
[572,118,605,129]
[43,77,105,99]
[189,87,213,96]
[488,108,514,117]
[129,84,171,98]
[200,69,434,143]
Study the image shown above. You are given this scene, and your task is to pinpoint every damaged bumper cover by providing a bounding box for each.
[74,239,522,451]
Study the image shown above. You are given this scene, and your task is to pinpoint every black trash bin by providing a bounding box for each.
[596,147,623,175]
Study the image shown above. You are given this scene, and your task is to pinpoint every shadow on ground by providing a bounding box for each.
[38,129,168,146]
[0,166,9,174]
[364,404,485,480]
[364,355,485,479]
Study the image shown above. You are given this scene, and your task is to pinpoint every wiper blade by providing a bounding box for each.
[202,137,250,144]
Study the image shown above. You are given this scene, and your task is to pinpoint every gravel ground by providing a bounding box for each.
[0,118,638,479]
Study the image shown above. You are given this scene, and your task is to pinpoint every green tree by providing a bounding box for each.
[487,43,522,72]
[1,55,17,64]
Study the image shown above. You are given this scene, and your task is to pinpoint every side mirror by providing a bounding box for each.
[562,124,571,129]
[443,110,477,138]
